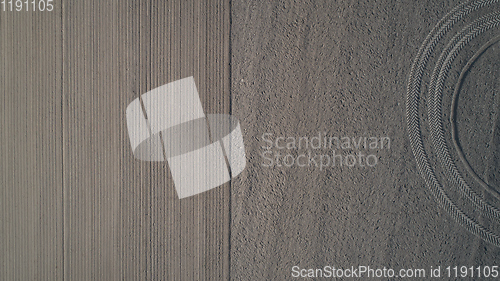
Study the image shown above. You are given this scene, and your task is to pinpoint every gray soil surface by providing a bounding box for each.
[1,0,499,280]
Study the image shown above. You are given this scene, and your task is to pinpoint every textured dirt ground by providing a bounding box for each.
[1,0,499,280]
[230,0,500,279]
